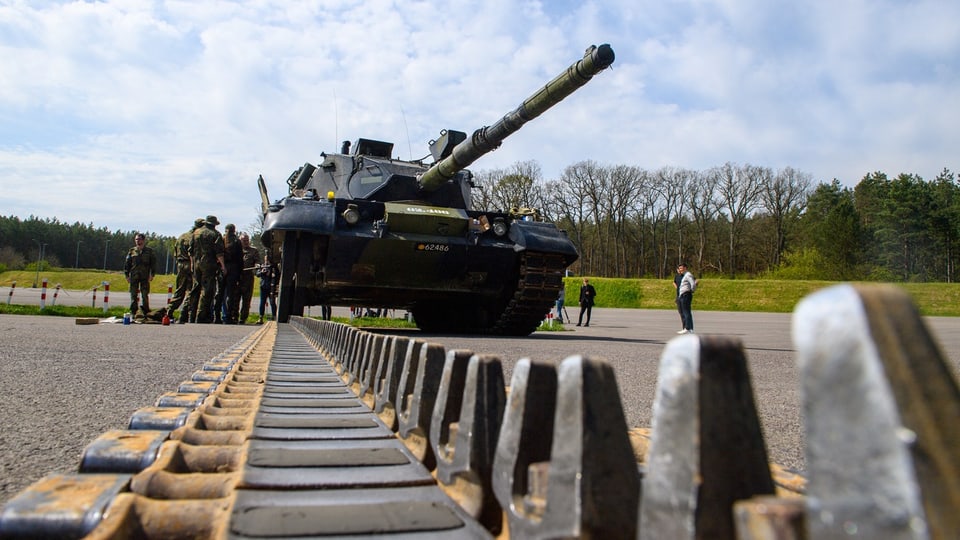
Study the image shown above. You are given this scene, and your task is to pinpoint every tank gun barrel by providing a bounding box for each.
[418,43,615,191]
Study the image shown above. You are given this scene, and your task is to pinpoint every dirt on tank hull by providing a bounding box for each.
[259,44,614,335]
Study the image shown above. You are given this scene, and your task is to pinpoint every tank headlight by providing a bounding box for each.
[343,204,360,225]
[492,218,508,237]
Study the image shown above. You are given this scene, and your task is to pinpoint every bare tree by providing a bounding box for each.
[475,160,544,213]
[558,161,607,275]
[638,172,667,278]
[715,163,767,277]
[547,167,590,274]
[688,170,720,271]
[651,167,688,278]
[472,167,505,211]
[607,165,644,276]
[761,166,813,266]
[248,206,266,247]
[624,169,655,276]
[0,246,26,270]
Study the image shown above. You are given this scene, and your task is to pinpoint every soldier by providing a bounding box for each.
[222,223,243,324]
[123,232,156,319]
[257,253,278,324]
[190,215,226,324]
[238,232,261,324]
[167,218,204,323]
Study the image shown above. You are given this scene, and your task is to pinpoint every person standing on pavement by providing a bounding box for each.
[257,252,278,324]
[167,218,203,323]
[673,264,685,331]
[123,233,156,319]
[677,263,698,334]
[555,287,566,323]
[576,277,596,327]
[238,232,261,324]
[190,216,226,324]
[221,223,243,324]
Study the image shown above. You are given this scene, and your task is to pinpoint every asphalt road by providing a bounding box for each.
[1,300,957,508]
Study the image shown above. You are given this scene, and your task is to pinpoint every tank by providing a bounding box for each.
[259,44,615,335]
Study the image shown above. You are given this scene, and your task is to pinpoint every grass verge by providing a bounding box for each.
[3,270,957,319]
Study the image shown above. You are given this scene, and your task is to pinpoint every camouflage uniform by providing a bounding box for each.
[168,218,203,323]
[213,268,225,323]
[222,224,243,324]
[257,256,278,323]
[124,234,156,318]
[190,216,225,324]
[238,237,262,323]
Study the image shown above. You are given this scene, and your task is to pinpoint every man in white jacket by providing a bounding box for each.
[676,263,697,334]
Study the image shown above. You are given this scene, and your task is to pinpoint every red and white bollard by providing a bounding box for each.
[6,280,15,305]
[91,285,98,308]
[166,284,173,305]
[102,281,110,313]
[52,283,61,306]
[546,311,554,327]
[39,279,48,310]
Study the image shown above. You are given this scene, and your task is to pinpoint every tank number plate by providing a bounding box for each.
[416,243,450,252]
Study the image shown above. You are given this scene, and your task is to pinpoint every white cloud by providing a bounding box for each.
[0,0,957,236]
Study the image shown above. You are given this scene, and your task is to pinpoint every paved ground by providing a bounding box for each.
[1,298,957,508]
[0,316,252,505]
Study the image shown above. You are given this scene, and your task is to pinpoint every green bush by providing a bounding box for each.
[762,248,830,280]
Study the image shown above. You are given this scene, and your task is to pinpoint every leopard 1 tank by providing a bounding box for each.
[259,44,614,335]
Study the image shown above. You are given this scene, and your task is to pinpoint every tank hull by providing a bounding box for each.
[262,196,576,334]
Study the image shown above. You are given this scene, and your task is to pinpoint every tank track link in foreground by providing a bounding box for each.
[1,283,957,539]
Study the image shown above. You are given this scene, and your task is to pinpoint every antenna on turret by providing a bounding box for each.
[333,89,339,152]
[400,105,412,160]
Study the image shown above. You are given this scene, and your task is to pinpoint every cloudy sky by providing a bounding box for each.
[2,0,957,237]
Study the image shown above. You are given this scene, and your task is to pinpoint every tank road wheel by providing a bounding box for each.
[411,303,458,333]
[411,300,502,334]
[276,234,310,322]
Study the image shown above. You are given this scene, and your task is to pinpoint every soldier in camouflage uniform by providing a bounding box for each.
[167,218,204,323]
[123,233,157,319]
[190,215,226,324]
[222,223,243,324]
[257,253,278,324]
[238,232,262,324]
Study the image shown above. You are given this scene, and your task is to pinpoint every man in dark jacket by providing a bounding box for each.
[238,232,261,324]
[577,277,596,327]
[221,223,243,324]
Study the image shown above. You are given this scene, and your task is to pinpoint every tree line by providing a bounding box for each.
[0,216,176,275]
[2,163,957,284]
[474,162,959,282]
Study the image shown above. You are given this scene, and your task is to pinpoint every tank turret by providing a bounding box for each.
[418,44,615,191]
[260,44,615,335]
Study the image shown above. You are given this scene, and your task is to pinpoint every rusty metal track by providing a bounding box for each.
[1,283,957,539]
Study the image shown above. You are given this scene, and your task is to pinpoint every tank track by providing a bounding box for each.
[2,284,957,538]
[488,251,566,336]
